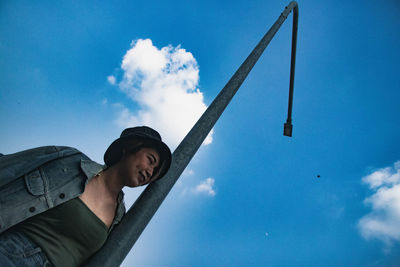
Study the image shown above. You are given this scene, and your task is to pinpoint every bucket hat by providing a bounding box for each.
[104,126,172,180]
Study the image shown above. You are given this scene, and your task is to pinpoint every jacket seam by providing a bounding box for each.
[39,167,53,209]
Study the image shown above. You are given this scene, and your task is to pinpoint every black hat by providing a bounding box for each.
[104,126,172,180]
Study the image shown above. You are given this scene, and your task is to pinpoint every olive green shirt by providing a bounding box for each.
[18,197,111,267]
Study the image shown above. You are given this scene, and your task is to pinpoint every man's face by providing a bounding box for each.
[120,147,160,187]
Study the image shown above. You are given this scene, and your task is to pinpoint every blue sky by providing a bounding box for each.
[1,0,400,266]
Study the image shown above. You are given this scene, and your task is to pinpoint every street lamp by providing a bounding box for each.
[86,2,299,266]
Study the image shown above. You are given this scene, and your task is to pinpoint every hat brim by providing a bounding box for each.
[104,135,172,180]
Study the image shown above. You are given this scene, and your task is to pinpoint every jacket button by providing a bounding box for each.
[29,207,36,212]
[59,193,65,199]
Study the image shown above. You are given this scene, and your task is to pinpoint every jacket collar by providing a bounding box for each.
[80,159,105,181]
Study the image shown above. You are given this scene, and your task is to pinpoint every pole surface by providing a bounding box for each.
[85,2,298,266]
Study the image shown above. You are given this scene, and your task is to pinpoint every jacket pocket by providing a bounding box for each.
[24,169,45,196]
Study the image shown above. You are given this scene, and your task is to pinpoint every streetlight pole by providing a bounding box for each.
[86,2,299,266]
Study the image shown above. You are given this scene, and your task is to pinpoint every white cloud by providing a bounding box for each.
[362,161,400,189]
[182,177,216,197]
[107,75,116,85]
[112,38,213,150]
[183,168,195,176]
[358,161,400,251]
[193,178,216,196]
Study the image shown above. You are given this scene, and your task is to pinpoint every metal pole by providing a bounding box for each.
[86,2,299,266]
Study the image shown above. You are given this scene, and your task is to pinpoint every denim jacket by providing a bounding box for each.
[0,146,125,234]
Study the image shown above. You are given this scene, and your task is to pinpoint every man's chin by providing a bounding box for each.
[125,177,141,188]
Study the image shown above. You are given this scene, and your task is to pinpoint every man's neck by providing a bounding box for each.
[96,167,123,202]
